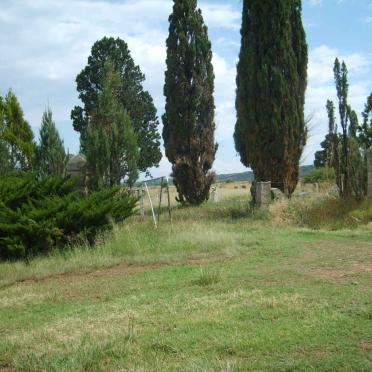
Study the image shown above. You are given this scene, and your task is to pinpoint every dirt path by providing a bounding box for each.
[18,256,221,286]
[12,239,372,287]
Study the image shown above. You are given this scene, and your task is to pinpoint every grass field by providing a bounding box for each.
[0,190,371,371]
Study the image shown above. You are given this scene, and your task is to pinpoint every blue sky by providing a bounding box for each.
[0,0,371,178]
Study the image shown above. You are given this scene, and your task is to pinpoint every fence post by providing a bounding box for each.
[144,182,157,228]
[367,148,372,200]
[157,177,164,225]
[166,177,172,224]
[140,187,145,220]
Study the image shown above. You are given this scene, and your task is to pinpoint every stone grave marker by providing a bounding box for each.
[255,181,271,207]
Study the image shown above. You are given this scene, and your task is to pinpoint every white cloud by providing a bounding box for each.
[308,45,370,84]
[200,3,241,30]
[305,45,371,158]
[307,0,323,6]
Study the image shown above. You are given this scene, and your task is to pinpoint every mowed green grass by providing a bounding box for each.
[0,197,372,371]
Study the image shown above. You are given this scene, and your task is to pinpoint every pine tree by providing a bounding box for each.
[83,61,139,188]
[163,0,217,205]
[1,90,35,172]
[36,108,67,178]
[71,37,161,175]
[234,0,308,197]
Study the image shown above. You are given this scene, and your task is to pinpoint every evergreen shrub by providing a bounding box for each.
[0,173,136,259]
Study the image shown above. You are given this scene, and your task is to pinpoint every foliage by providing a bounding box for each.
[35,108,67,178]
[234,0,308,197]
[314,100,339,171]
[0,98,11,174]
[0,90,35,173]
[0,173,137,259]
[302,167,335,184]
[333,59,350,197]
[82,61,139,187]
[71,36,161,175]
[318,59,366,199]
[289,196,372,229]
[358,92,372,149]
[163,0,217,205]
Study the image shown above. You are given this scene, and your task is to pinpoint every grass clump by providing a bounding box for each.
[288,196,372,229]
[192,267,221,286]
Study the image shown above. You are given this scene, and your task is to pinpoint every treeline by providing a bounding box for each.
[2,0,372,204]
[314,59,372,199]
[0,0,318,205]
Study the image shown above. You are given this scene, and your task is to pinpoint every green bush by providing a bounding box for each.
[0,174,137,259]
[302,167,335,184]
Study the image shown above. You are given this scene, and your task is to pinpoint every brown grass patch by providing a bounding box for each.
[308,264,372,280]
[359,340,372,354]
[18,255,225,286]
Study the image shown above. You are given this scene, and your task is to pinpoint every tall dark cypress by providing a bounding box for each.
[163,0,217,205]
[234,0,308,197]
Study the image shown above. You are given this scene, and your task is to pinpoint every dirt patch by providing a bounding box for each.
[14,239,372,286]
[308,263,372,280]
[359,340,372,354]
[302,241,372,280]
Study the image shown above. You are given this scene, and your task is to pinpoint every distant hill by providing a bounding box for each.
[141,165,314,186]
[216,165,314,183]
[216,171,253,183]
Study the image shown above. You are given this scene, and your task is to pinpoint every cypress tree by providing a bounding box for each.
[319,60,366,199]
[333,58,351,197]
[163,0,217,205]
[234,0,308,197]
[359,93,372,149]
[36,108,67,178]
[83,61,139,188]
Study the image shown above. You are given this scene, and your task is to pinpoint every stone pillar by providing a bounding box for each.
[255,181,271,207]
[211,187,219,203]
[66,154,88,190]
[367,148,372,200]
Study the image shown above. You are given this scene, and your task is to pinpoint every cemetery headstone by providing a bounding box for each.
[211,187,219,203]
[66,154,88,190]
[255,181,271,207]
